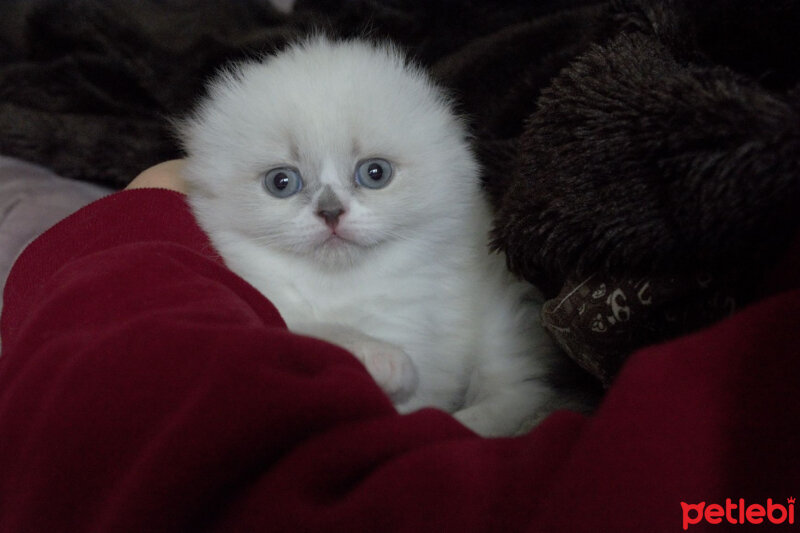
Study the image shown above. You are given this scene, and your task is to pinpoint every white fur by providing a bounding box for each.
[179,37,563,436]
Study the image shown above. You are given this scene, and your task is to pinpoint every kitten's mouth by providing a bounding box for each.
[323,234,345,244]
[321,231,354,247]
[314,226,377,253]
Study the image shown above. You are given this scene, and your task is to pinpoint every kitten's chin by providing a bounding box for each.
[312,239,368,269]
[307,233,373,269]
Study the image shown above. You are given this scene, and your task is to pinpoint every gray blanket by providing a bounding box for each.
[0,156,110,339]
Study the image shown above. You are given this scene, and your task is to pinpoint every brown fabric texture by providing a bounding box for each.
[488,1,800,382]
[543,272,740,386]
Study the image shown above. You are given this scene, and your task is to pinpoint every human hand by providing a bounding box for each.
[126,160,187,193]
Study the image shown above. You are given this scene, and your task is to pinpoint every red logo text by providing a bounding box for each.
[681,498,795,530]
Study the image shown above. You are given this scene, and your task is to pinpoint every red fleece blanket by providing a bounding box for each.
[1,190,799,532]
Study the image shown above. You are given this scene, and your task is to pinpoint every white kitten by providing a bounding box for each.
[178,37,565,436]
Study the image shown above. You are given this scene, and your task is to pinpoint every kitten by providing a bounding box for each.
[178,37,565,437]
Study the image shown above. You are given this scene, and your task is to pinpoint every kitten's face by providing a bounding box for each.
[181,38,478,269]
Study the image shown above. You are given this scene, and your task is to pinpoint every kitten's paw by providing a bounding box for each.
[352,340,418,403]
[453,401,548,438]
[453,407,505,437]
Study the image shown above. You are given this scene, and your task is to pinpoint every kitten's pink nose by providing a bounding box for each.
[317,208,345,229]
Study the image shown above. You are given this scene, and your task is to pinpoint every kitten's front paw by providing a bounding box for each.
[453,407,502,437]
[352,339,418,403]
[453,403,543,438]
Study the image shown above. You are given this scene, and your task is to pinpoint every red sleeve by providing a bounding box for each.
[1,189,799,532]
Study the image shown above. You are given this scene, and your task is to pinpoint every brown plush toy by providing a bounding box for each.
[480,0,800,385]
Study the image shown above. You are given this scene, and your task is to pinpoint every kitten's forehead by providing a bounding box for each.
[232,39,451,159]
[270,96,399,160]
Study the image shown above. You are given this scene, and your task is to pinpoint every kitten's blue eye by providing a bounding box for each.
[355,158,393,189]
[263,167,303,198]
